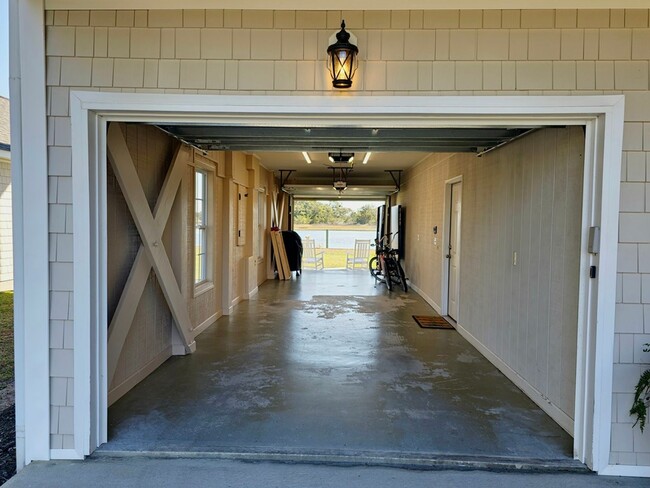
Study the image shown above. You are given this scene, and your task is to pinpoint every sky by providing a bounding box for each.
[0,0,8,99]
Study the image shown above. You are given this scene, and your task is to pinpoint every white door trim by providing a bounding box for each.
[68,92,624,474]
[441,175,463,318]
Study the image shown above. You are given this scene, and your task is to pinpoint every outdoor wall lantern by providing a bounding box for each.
[327,20,358,89]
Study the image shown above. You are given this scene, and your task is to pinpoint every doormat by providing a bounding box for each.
[413,315,455,329]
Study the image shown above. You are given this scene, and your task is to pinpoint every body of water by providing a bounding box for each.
[295,229,376,249]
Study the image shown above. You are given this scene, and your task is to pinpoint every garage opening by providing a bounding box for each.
[294,199,383,271]
[100,119,586,470]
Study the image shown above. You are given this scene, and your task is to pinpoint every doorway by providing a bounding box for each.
[446,181,462,321]
[293,199,383,271]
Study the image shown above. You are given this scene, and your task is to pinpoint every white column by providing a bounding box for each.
[9,0,50,466]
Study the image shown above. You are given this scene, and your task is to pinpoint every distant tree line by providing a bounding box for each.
[294,201,378,225]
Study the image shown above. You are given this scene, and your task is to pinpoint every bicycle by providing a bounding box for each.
[369,234,408,292]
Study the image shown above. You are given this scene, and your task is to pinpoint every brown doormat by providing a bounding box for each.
[413,315,455,329]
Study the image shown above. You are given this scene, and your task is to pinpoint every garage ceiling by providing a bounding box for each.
[156,124,534,198]
[158,125,531,154]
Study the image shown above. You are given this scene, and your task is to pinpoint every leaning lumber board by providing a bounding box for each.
[276,231,291,279]
[270,230,286,280]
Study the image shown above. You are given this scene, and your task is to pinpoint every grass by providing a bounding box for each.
[310,248,372,270]
[322,248,348,269]
[0,292,13,387]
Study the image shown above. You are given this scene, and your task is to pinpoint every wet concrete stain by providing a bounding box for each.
[106,270,573,460]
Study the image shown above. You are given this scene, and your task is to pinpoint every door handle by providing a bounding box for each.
[446,254,451,259]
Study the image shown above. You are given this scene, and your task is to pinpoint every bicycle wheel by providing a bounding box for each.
[383,257,394,291]
[369,256,380,278]
[396,261,408,293]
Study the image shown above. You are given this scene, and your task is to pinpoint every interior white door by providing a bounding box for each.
[447,182,462,321]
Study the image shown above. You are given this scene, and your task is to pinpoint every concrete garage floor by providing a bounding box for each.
[104,271,578,470]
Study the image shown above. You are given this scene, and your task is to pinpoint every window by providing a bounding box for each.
[194,170,208,285]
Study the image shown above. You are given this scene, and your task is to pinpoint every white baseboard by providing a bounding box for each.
[409,280,574,437]
[108,346,172,406]
[50,448,83,460]
[453,321,574,436]
[600,465,650,477]
[408,282,442,314]
[192,311,221,338]
[244,286,259,300]
[229,296,242,314]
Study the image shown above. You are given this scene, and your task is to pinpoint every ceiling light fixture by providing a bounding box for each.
[328,151,354,163]
[362,152,371,165]
[327,20,359,89]
[301,151,312,164]
[331,166,351,195]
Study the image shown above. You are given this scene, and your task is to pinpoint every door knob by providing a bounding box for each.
[446,254,451,258]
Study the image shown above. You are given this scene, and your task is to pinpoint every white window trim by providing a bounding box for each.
[192,163,215,298]
[64,92,624,475]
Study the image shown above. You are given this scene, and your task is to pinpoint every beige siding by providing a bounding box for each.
[398,127,584,422]
[44,8,650,466]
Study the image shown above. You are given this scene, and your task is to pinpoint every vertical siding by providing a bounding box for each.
[0,160,12,286]
[399,127,584,422]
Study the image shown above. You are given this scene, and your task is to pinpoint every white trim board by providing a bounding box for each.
[600,466,650,478]
[192,311,221,338]
[10,0,50,468]
[409,280,574,435]
[440,175,463,318]
[244,287,259,300]
[49,449,82,461]
[44,1,650,10]
[108,346,172,407]
[69,92,623,475]
[408,282,442,315]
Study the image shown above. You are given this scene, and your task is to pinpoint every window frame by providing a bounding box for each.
[193,166,214,297]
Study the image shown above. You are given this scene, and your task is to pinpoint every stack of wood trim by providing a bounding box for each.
[270,230,291,280]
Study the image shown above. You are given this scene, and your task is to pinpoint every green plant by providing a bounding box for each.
[630,343,650,432]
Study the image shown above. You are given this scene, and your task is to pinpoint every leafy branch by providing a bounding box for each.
[630,343,650,432]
